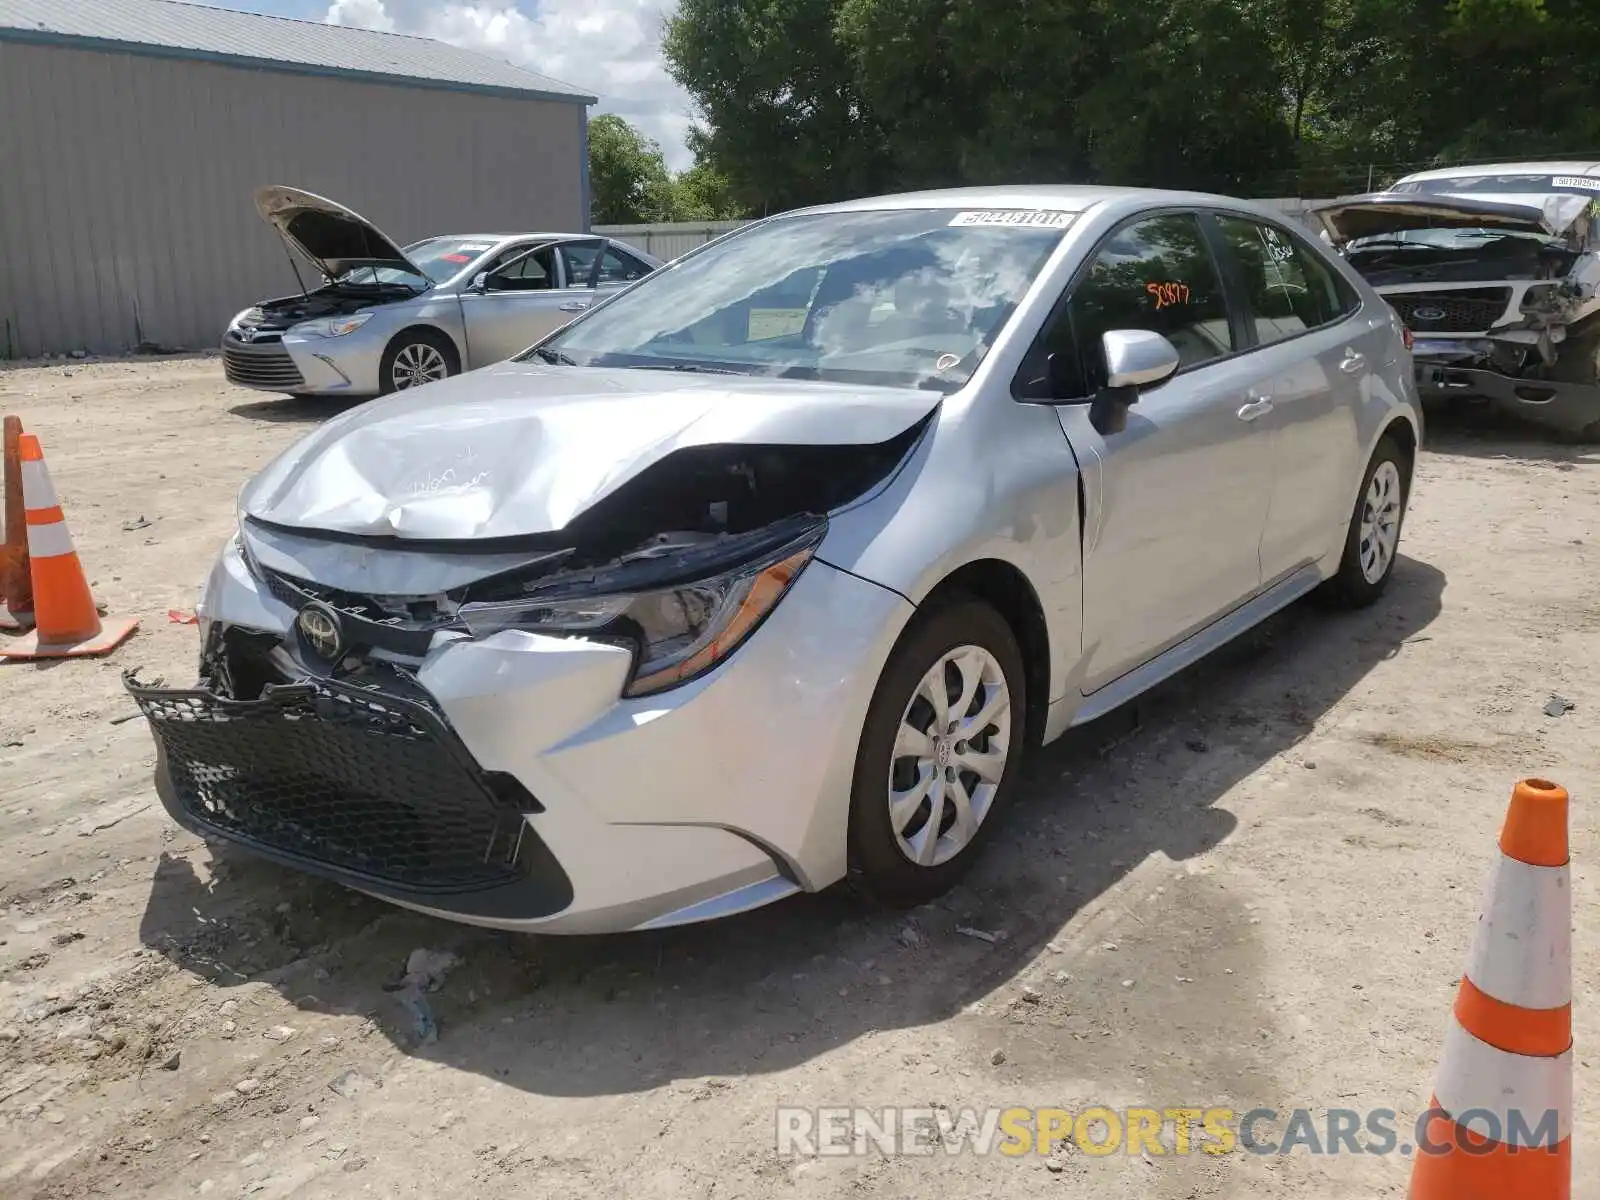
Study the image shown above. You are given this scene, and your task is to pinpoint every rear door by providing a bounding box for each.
[1017,210,1277,692]
[1208,214,1368,584]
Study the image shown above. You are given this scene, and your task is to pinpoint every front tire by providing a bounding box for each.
[846,599,1027,908]
[379,329,459,395]
[1317,435,1410,609]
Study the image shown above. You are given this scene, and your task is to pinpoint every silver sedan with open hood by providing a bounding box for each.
[1313,161,1600,437]
[131,185,1421,934]
[222,186,662,398]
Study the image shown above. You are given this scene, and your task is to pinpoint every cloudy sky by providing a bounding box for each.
[221,0,695,169]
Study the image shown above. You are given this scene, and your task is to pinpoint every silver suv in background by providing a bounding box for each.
[222,186,662,398]
[1313,161,1600,438]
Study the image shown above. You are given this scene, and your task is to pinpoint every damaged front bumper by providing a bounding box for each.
[125,533,914,933]
[1411,336,1600,434]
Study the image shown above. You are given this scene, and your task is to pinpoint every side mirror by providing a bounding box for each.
[1088,330,1181,436]
[469,271,489,293]
[1103,329,1181,389]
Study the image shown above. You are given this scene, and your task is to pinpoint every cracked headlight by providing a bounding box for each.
[459,529,823,697]
[293,312,374,338]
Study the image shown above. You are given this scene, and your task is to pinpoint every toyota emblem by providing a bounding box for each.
[1410,304,1446,323]
[296,602,344,663]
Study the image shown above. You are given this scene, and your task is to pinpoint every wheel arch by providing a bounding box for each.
[384,323,463,368]
[910,558,1051,752]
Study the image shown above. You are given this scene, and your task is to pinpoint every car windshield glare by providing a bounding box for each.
[533,208,1074,391]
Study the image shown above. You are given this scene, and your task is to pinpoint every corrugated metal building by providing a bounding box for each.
[0,0,594,358]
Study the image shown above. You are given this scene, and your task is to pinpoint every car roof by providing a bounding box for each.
[1395,160,1600,183]
[793,184,1256,217]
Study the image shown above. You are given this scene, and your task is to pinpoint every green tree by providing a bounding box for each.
[670,160,745,220]
[588,113,676,225]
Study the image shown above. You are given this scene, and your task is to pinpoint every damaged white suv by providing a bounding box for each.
[1313,161,1600,438]
[126,186,1420,934]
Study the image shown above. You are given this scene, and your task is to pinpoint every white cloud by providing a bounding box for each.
[324,0,696,169]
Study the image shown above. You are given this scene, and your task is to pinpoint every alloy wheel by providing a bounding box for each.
[391,343,449,390]
[1359,460,1403,584]
[887,645,1013,868]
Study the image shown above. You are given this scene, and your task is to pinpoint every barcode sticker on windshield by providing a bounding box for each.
[457,243,494,252]
[1551,176,1600,192]
[948,210,1075,230]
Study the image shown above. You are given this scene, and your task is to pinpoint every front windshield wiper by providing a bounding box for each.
[627,361,750,376]
[531,347,577,365]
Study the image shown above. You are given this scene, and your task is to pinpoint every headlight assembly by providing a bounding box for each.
[294,312,374,338]
[458,527,823,697]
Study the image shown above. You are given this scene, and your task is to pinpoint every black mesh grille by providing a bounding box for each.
[223,338,305,389]
[1388,289,1512,333]
[125,674,538,894]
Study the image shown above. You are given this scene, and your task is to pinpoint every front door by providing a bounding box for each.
[1019,211,1276,692]
[459,241,596,366]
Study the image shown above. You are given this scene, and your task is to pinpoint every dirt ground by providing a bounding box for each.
[0,354,1595,1198]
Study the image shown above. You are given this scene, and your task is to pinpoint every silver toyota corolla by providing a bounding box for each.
[131,185,1422,935]
[222,186,663,397]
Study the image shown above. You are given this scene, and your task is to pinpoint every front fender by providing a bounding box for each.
[817,392,1083,706]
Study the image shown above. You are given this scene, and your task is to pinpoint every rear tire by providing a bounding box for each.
[379,329,459,395]
[846,599,1027,909]
[1316,435,1410,609]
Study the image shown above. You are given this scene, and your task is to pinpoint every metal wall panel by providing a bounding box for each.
[0,40,587,358]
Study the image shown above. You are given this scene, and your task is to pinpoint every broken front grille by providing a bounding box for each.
[125,672,541,894]
[1388,288,1513,334]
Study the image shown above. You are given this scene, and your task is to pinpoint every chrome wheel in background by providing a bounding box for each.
[391,342,450,390]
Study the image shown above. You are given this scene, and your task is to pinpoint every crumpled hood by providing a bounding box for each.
[1312,190,1594,244]
[238,361,941,540]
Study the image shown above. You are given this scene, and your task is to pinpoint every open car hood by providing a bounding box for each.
[237,361,941,541]
[253,185,420,279]
[1311,191,1594,245]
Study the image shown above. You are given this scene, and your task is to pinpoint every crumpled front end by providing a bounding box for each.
[1315,185,1600,434]
[126,421,928,933]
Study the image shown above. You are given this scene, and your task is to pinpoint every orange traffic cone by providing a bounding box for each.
[1408,778,1572,1199]
[0,433,137,660]
[0,415,32,631]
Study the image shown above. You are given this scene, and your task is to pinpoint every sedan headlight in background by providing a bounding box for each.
[459,527,824,697]
[293,312,375,338]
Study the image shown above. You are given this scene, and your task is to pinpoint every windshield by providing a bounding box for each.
[532,208,1074,391]
[331,237,500,287]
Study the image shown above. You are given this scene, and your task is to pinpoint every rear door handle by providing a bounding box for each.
[558,300,591,312]
[1237,397,1274,422]
[1339,349,1367,374]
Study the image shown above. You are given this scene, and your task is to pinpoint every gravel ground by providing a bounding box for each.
[0,355,1595,1199]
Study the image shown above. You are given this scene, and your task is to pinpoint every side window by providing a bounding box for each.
[1015,212,1234,399]
[597,246,651,285]
[1215,216,1354,344]
[1293,237,1358,324]
[485,245,557,292]
[557,241,602,288]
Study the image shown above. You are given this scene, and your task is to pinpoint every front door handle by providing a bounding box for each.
[1237,397,1274,422]
[1339,349,1367,374]
[558,300,591,312]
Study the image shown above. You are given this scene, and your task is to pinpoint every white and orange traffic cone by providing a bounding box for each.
[1409,778,1572,1199]
[0,433,137,660]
